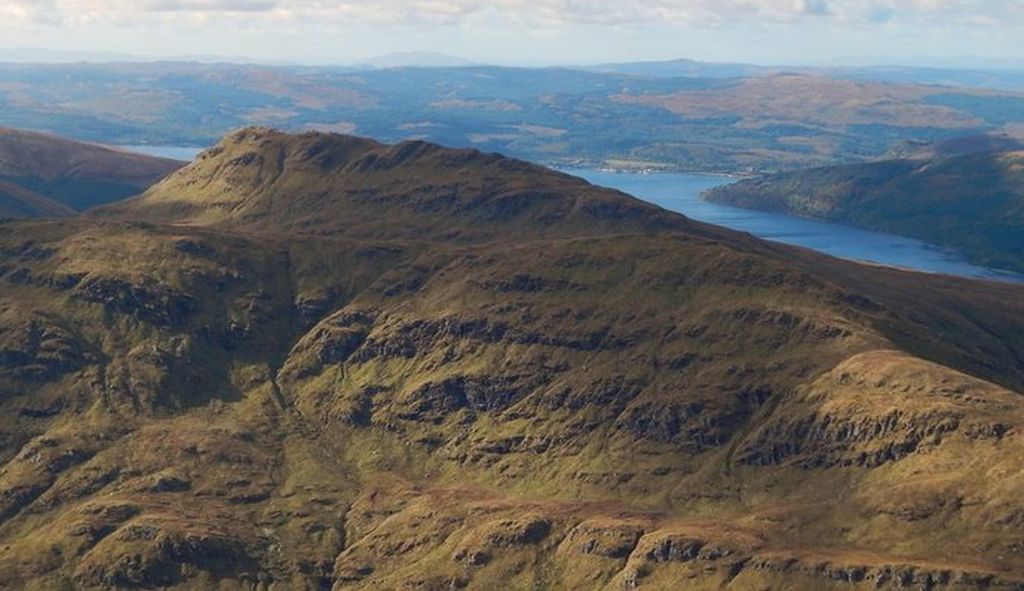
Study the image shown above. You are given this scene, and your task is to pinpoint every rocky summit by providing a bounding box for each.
[3,128,1024,590]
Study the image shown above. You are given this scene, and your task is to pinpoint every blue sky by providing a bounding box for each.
[1,0,1021,67]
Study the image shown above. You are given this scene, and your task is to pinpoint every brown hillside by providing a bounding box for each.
[2,129,1024,589]
[0,126,183,216]
[97,127,685,241]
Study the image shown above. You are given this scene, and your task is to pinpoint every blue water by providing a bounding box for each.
[573,169,1024,284]
[115,145,206,161]
[114,145,1022,283]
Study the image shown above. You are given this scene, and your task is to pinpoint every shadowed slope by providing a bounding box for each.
[0,178,75,218]
[0,126,183,216]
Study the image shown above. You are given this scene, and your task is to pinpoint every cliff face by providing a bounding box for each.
[706,150,1024,274]
[2,129,1024,589]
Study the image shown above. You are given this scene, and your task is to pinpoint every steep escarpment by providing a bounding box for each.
[2,129,1024,589]
[0,126,183,217]
[706,150,1024,274]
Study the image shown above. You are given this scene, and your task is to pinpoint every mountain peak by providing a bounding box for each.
[97,128,685,242]
[198,126,383,173]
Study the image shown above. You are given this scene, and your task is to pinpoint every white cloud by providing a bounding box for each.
[0,2,34,24]
[142,0,278,11]
[2,0,1020,28]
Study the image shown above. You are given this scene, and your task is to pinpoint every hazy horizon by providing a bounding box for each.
[1,1,1022,69]
[2,46,1024,71]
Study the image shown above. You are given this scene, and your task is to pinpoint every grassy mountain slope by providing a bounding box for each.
[95,127,687,240]
[0,126,183,217]
[706,150,1024,274]
[3,129,1024,589]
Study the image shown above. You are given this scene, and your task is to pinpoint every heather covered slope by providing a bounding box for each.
[0,126,183,217]
[706,150,1024,274]
[3,130,1024,589]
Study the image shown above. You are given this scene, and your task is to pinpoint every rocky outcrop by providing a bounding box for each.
[0,308,87,382]
[559,520,645,560]
[738,410,961,468]
[73,276,197,329]
[0,431,110,524]
[736,350,1020,469]
[452,515,553,566]
[74,523,255,588]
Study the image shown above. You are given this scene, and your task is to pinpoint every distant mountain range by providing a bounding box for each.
[588,58,1024,92]
[353,51,479,69]
[4,47,1023,82]
[3,127,1024,588]
[3,61,1024,173]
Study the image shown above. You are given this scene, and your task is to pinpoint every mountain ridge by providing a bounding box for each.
[96,127,691,242]
[2,129,1024,589]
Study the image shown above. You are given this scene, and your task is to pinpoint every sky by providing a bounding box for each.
[0,0,1022,67]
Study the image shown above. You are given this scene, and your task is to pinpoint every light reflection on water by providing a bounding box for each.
[572,168,1024,284]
